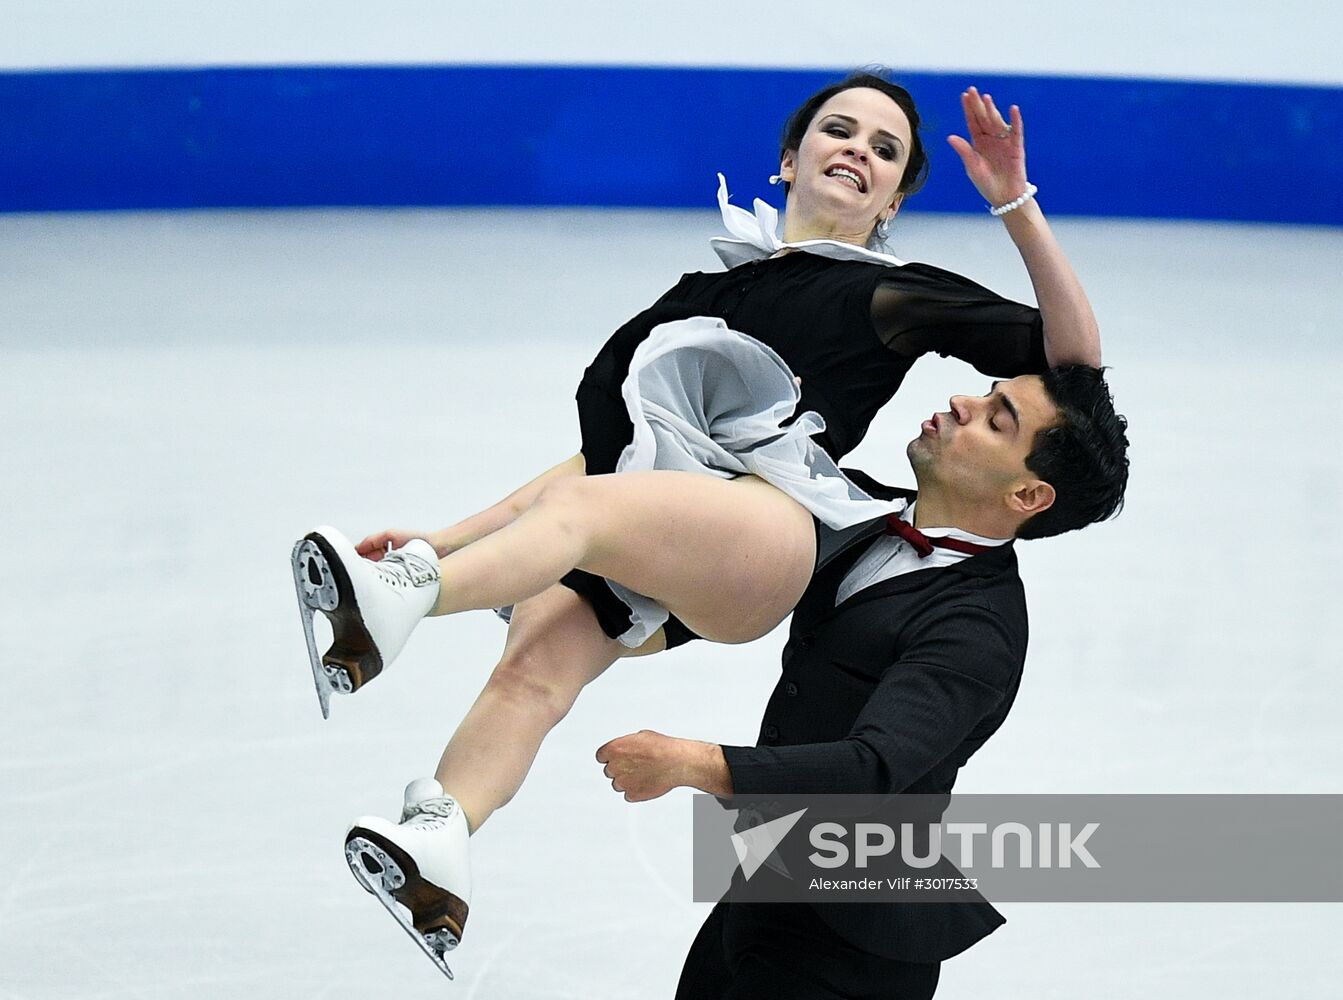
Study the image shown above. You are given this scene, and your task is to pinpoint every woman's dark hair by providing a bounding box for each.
[1017,366,1131,540]
[778,70,930,196]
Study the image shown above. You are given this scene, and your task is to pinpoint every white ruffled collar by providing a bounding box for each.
[709,173,907,269]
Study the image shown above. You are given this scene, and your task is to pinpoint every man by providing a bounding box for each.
[596,365,1130,999]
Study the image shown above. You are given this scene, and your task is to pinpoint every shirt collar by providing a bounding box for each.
[709,173,907,269]
[902,500,1011,548]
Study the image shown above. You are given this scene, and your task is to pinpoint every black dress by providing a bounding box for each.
[564,251,1049,647]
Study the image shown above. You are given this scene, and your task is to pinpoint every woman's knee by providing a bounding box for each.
[531,475,601,547]
[482,643,586,726]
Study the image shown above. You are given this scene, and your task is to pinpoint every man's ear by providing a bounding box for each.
[1009,480,1055,518]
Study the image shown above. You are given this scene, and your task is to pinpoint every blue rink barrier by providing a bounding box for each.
[2,64,1339,224]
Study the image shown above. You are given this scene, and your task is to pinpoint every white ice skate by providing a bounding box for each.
[290,525,440,718]
[345,778,472,980]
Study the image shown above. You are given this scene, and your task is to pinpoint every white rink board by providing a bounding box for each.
[0,0,1336,84]
[1,205,1341,997]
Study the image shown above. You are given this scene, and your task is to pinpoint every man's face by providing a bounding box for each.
[908,375,1061,512]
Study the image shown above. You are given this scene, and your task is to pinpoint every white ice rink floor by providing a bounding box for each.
[2,204,1341,998]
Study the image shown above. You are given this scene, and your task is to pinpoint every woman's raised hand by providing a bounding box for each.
[355,528,443,560]
[947,86,1029,209]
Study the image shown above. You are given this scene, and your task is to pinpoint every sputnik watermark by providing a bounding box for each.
[731,808,808,880]
[808,821,1100,869]
[693,794,1343,903]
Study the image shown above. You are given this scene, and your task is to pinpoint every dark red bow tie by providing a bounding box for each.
[883,515,997,559]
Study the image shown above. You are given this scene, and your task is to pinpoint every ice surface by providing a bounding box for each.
[2,205,1340,997]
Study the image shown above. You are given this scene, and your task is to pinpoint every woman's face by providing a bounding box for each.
[780,87,914,239]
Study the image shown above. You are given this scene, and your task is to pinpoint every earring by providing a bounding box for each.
[875,217,891,240]
[768,174,783,186]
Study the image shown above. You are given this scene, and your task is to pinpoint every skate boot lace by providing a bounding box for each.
[373,549,440,590]
[402,796,459,830]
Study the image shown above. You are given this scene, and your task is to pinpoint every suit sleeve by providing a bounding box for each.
[870,265,1047,378]
[721,603,1018,795]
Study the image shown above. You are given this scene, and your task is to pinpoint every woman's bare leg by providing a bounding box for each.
[427,471,816,644]
[355,453,586,559]
[431,453,586,553]
[434,584,663,831]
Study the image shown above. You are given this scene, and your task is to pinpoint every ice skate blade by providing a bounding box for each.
[291,538,341,719]
[290,534,374,719]
[346,833,460,980]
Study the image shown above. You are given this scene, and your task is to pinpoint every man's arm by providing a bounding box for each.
[598,602,1019,800]
[597,730,733,801]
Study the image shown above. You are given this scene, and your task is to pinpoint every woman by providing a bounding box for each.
[293,75,1100,976]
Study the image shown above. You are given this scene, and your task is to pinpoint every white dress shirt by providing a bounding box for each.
[835,501,1010,606]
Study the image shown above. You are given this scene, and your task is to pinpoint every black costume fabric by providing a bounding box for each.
[675,899,941,1000]
[716,476,1028,964]
[563,252,1047,647]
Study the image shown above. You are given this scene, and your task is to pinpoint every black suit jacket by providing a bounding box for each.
[721,481,1029,962]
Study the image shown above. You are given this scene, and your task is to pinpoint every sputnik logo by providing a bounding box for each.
[731,808,809,881]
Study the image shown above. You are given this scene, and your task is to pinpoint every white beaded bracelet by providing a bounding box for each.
[990,183,1039,217]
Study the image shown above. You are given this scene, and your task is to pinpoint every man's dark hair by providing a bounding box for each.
[778,70,930,196]
[1018,366,1130,540]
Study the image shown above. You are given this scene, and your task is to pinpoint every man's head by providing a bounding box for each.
[907,367,1129,540]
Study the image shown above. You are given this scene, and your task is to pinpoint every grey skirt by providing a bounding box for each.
[593,316,905,647]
